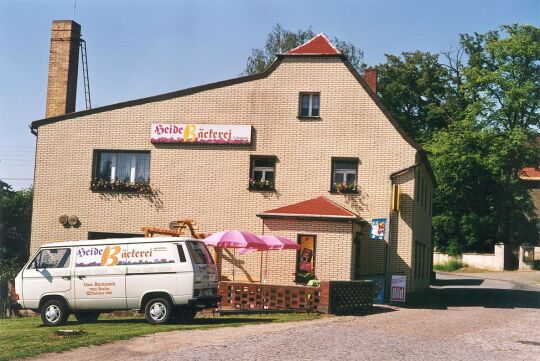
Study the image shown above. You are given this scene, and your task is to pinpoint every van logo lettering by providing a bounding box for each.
[101,246,121,266]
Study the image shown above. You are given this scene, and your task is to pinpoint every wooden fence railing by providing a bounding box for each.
[218,281,321,311]
[218,280,374,314]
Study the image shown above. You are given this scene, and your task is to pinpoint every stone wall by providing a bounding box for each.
[433,244,505,271]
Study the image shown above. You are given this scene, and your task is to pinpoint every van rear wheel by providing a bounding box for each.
[74,311,100,323]
[41,299,69,327]
[144,298,171,325]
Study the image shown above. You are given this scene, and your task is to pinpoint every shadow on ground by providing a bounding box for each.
[405,287,540,310]
[333,305,397,316]
[38,317,278,327]
[432,278,484,287]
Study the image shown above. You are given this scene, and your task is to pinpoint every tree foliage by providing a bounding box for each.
[376,51,450,143]
[243,24,365,75]
[427,24,539,253]
[0,181,32,281]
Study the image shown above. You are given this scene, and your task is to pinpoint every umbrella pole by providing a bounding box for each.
[264,251,269,284]
[259,251,263,284]
[232,248,236,282]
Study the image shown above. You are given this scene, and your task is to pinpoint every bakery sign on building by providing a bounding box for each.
[151,123,252,144]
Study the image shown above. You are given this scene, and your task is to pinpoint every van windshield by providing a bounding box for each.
[186,242,214,265]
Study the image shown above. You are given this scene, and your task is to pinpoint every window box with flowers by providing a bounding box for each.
[330,158,359,194]
[91,150,152,194]
[91,178,152,193]
[249,178,275,191]
[248,155,276,192]
[334,182,358,194]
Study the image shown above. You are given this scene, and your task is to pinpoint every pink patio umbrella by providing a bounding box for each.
[240,235,300,283]
[260,235,300,251]
[203,230,268,250]
[203,230,268,281]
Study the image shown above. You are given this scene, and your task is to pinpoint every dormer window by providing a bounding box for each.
[299,93,320,118]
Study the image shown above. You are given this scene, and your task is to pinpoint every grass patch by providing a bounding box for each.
[0,312,322,360]
[454,266,493,273]
[433,258,465,272]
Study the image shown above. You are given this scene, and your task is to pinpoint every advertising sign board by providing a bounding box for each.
[370,218,387,240]
[151,123,252,144]
[390,275,406,302]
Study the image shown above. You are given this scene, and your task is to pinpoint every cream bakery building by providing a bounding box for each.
[30,21,435,297]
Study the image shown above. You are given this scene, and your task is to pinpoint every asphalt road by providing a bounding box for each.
[30,272,540,361]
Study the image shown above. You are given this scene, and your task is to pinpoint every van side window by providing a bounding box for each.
[177,245,187,262]
[29,248,71,269]
[187,242,214,264]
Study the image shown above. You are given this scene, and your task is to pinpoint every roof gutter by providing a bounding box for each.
[256,213,359,222]
[29,125,37,136]
[390,162,420,180]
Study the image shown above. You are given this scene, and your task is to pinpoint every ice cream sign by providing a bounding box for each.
[151,123,252,144]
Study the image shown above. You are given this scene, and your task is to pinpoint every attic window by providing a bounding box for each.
[299,93,320,118]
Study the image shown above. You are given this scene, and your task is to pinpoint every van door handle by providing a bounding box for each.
[62,276,71,280]
[78,275,86,280]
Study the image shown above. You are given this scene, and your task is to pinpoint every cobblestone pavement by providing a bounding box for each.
[31,274,540,361]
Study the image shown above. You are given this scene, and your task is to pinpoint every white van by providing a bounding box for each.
[13,236,220,326]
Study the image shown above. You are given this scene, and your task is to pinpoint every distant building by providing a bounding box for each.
[29,20,435,297]
[518,137,540,244]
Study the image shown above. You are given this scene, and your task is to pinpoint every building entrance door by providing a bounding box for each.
[295,235,316,283]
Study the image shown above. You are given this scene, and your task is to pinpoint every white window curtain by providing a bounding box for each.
[135,153,150,181]
[97,151,149,182]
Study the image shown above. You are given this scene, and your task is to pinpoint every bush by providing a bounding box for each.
[433,258,465,272]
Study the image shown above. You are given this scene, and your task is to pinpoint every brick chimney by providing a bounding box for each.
[364,68,378,95]
[45,20,81,118]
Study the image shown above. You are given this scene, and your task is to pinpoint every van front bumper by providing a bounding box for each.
[188,295,221,309]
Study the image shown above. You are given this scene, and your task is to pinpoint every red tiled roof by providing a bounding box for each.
[519,167,540,180]
[258,196,357,219]
[285,33,341,55]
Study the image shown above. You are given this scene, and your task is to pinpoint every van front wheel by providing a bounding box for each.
[144,298,171,325]
[41,299,68,327]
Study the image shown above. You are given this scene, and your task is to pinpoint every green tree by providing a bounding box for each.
[459,24,539,246]
[460,24,540,131]
[376,51,451,143]
[243,24,365,75]
[0,181,32,317]
[428,24,539,253]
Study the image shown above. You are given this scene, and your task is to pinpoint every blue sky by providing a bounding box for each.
[0,0,538,189]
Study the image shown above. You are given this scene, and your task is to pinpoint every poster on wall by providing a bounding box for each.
[390,275,406,302]
[296,235,316,283]
[365,275,385,304]
[370,218,387,240]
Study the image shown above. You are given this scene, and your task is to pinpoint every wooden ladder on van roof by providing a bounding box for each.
[141,219,208,239]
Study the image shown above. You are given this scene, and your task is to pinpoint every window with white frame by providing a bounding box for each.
[332,159,358,192]
[94,151,150,182]
[299,93,320,117]
[250,156,276,189]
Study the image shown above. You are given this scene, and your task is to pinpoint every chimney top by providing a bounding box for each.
[364,68,378,95]
[45,20,81,118]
